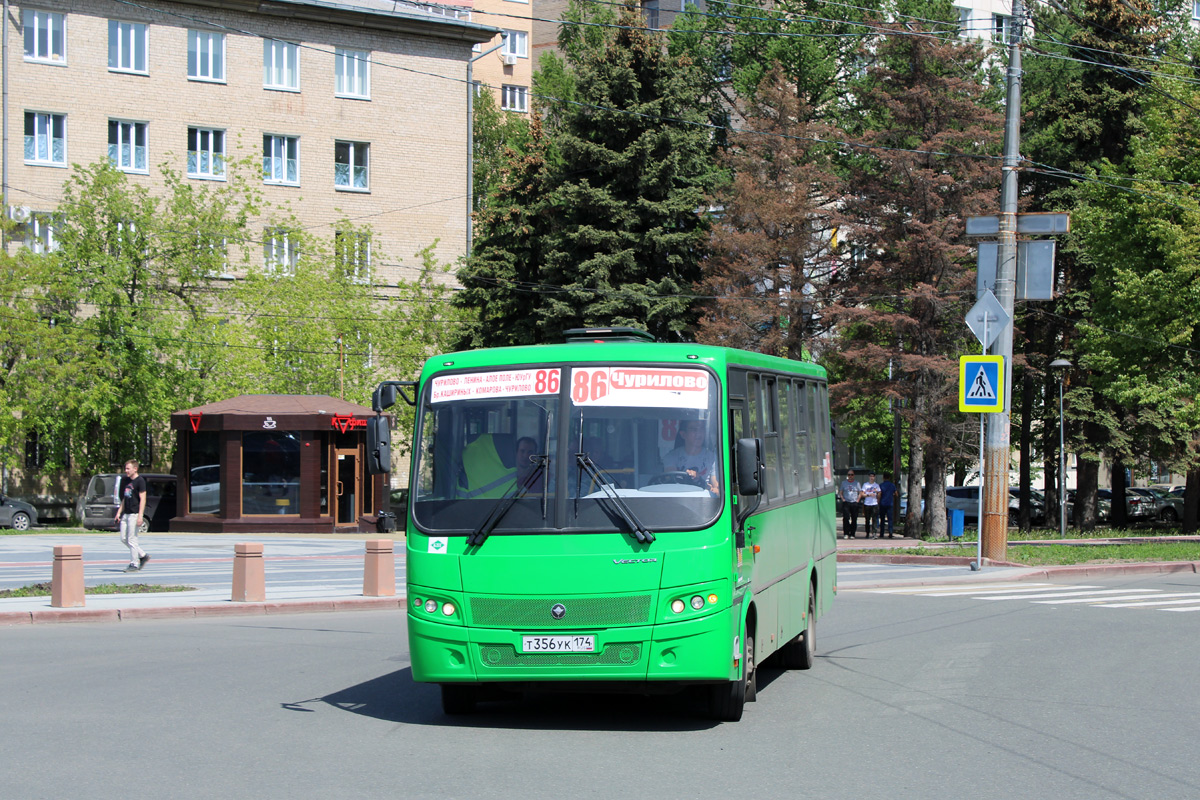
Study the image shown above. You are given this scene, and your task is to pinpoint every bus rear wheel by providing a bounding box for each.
[440,684,478,715]
[780,586,816,670]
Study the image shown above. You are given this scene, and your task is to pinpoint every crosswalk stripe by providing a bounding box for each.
[1097,596,1200,608]
[867,582,1053,595]
[1032,593,1195,605]
[1162,606,1200,612]
[980,588,1157,601]
[928,585,1102,597]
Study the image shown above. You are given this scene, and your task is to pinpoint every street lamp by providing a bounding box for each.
[1050,358,1072,536]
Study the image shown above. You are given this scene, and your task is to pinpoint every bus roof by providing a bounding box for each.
[421,342,827,381]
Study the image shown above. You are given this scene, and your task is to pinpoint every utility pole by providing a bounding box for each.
[981,0,1024,562]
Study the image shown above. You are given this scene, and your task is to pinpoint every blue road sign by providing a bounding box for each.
[959,356,1005,413]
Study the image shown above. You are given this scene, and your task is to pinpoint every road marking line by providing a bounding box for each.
[1096,596,1200,608]
[979,588,1159,600]
[1031,592,1199,605]
[867,582,1052,594]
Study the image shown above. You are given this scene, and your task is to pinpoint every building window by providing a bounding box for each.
[992,14,1012,45]
[109,120,148,173]
[264,228,299,275]
[24,111,66,165]
[336,230,371,283]
[1194,0,1199,19]
[502,30,528,59]
[335,48,369,98]
[334,141,369,190]
[188,30,225,82]
[501,85,528,113]
[22,212,60,253]
[263,39,299,90]
[23,9,65,63]
[958,8,972,37]
[263,135,299,185]
[641,0,660,29]
[188,127,225,179]
[108,20,148,73]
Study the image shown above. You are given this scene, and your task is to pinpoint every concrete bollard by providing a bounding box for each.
[363,539,396,597]
[232,543,266,602]
[51,545,86,608]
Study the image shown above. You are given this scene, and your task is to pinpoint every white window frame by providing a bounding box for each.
[992,13,1012,45]
[23,9,66,64]
[263,39,299,91]
[336,230,371,283]
[1194,0,1199,19]
[334,141,369,191]
[109,120,148,173]
[188,127,226,179]
[502,30,528,59]
[263,134,299,185]
[264,228,299,275]
[335,48,370,99]
[108,20,148,74]
[24,111,66,166]
[23,212,60,253]
[501,84,528,113]
[188,30,225,82]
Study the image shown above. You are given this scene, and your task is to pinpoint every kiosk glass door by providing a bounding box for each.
[336,451,359,524]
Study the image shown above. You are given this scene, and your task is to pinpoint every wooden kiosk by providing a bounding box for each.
[168,395,388,533]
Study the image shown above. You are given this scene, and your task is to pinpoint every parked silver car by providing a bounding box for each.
[1135,486,1182,522]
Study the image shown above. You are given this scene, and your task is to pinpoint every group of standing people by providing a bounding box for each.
[838,470,898,539]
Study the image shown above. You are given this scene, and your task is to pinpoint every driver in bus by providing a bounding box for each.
[514,436,544,492]
[661,420,718,494]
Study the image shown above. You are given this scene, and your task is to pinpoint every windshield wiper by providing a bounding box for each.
[467,457,547,547]
[576,453,655,544]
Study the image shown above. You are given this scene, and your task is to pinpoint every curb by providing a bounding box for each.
[0,595,407,626]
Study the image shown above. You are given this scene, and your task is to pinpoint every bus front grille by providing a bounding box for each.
[468,595,653,627]
[477,643,642,668]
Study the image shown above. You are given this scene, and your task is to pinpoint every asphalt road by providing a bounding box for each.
[3,572,1199,800]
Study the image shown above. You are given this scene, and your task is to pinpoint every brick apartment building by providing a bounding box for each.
[5,0,498,285]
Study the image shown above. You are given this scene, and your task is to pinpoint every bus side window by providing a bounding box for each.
[794,381,812,495]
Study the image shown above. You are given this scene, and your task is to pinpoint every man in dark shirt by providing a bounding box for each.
[115,459,150,572]
[878,473,898,538]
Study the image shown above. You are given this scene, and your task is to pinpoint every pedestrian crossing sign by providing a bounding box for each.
[959,356,1005,413]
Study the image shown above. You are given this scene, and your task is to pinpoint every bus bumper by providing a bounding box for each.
[408,607,737,684]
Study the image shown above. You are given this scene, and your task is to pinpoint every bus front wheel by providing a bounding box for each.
[440,684,478,715]
[709,634,754,721]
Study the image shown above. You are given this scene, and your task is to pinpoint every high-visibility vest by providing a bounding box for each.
[461,433,516,499]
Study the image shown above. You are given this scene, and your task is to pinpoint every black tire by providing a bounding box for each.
[709,633,753,721]
[137,517,150,535]
[1162,507,1179,523]
[440,684,478,715]
[779,586,817,670]
[11,512,31,531]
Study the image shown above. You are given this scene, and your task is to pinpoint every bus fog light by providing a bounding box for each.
[424,599,438,613]
[671,599,686,614]
[412,598,423,608]
[441,602,456,616]
[690,595,704,610]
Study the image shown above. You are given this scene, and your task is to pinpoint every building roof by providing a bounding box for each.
[173,395,374,417]
[188,0,498,43]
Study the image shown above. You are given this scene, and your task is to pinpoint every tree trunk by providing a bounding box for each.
[1042,369,1059,530]
[1184,468,1199,535]
[1077,458,1099,531]
[926,444,948,540]
[906,417,926,538]
[1018,365,1033,531]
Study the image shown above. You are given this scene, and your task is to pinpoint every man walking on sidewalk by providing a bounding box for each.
[839,470,862,539]
[115,459,151,573]
[861,472,881,538]
[878,473,898,538]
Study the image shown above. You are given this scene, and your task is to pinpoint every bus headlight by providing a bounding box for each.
[671,599,686,614]
[424,599,438,613]
[690,595,705,610]
[441,602,456,616]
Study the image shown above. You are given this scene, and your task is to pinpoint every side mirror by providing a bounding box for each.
[367,416,392,475]
[736,438,763,496]
[373,383,397,412]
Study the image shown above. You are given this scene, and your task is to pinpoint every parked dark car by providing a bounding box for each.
[80,473,178,533]
[0,495,39,530]
[944,486,1044,523]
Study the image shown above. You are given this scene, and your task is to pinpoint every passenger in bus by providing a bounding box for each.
[662,420,718,493]
[514,436,544,492]
[460,433,515,499]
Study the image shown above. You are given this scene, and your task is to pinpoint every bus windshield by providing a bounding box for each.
[411,364,723,535]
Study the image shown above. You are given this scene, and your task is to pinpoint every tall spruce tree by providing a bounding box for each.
[831,18,1002,538]
[459,1,718,344]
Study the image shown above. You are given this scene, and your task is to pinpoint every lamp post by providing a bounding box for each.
[1050,358,1072,536]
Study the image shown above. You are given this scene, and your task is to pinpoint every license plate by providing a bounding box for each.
[521,635,595,653]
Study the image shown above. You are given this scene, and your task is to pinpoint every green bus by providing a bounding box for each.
[370,328,836,720]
